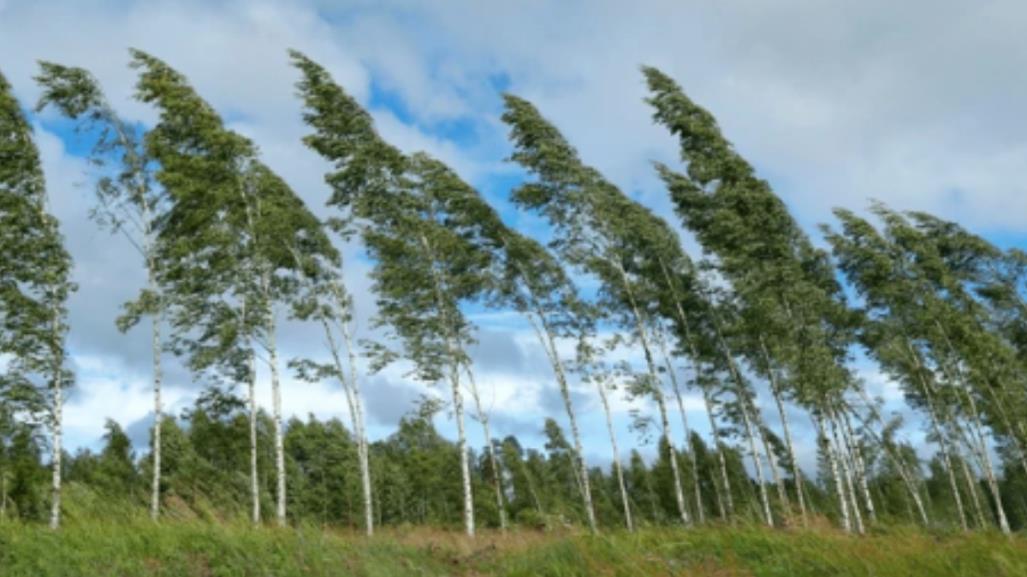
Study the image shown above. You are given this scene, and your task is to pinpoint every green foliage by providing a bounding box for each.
[0,68,75,421]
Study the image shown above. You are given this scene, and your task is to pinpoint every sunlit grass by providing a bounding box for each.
[1,513,1025,576]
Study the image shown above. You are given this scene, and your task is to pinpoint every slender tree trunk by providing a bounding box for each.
[902,339,967,531]
[830,412,864,534]
[710,322,771,526]
[655,388,690,526]
[939,396,992,529]
[596,376,633,531]
[840,411,876,524]
[450,366,475,537]
[702,387,732,520]
[847,399,929,527]
[942,409,990,529]
[759,337,806,524]
[529,308,596,532]
[614,262,689,526]
[339,317,373,537]
[739,393,773,527]
[46,287,64,531]
[658,336,704,524]
[705,304,772,525]
[933,321,1011,534]
[978,360,1027,480]
[935,427,968,531]
[956,456,987,529]
[960,399,1009,532]
[266,312,287,527]
[464,367,507,531]
[815,413,851,533]
[757,416,790,519]
[248,351,260,525]
[661,268,743,521]
[900,460,930,528]
[418,231,474,537]
[49,363,62,531]
[655,259,708,523]
[149,287,163,522]
[300,254,374,537]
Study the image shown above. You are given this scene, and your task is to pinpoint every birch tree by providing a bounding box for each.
[483,222,603,532]
[289,254,374,535]
[502,94,693,526]
[645,66,870,528]
[132,50,334,526]
[292,53,491,536]
[824,206,1015,533]
[35,61,167,521]
[0,70,75,529]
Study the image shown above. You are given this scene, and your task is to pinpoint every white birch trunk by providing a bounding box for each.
[268,315,287,527]
[338,316,373,537]
[759,337,806,524]
[958,456,987,529]
[848,397,929,527]
[758,417,790,517]
[353,398,373,536]
[655,388,690,526]
[248,351,260,525]
[702,387,732,520]
[840,412,876,524]
[830,413,864,534]
[934,321,1011,534]
[149,285,163,521]
[960,396,1010,533]
[464,367,507,531]
[596,376,633,531]
[49,364,62,531]
[451,367,475,537]
[816,413,850,532]
[656,259,707,523]
[528,309,596,532]
[709,306,771,524]
[417,230,474,537]
[660,340,705,524]
[614,262,689,526]
[739,394,773,527]
[936,425,967,531]
[903,339,967,531]
[902,463,930,527]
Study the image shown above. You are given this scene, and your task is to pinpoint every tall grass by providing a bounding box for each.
[1,515,1025,576]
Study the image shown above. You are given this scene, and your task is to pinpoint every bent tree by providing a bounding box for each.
[824,206,1017,534]
[132,50,334,526]
[292,53,492,537]
[645,66,867,530]
[289,251,374,535]
[35,62,167,521]
[502,94,694,526]
[0,70,74,530]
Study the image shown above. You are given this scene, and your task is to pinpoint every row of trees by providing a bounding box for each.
[2,51,1026,536]
[10,393,1027,531]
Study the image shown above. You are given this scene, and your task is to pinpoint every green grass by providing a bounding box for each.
[1,520,1025,576]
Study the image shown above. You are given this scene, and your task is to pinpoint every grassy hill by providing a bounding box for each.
[1,520,1025,576]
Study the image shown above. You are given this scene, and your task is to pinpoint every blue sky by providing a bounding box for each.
[2,0,1026,474]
